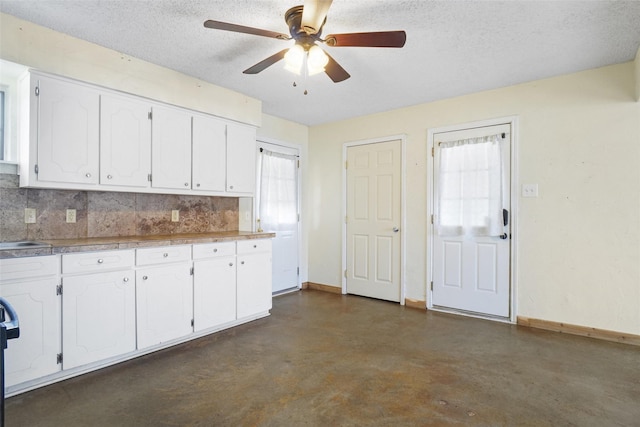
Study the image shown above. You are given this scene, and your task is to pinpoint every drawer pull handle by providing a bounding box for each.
[123,277,129,283]
[163,253,168,257]
[143,275,148,280]
[97,259,104,264]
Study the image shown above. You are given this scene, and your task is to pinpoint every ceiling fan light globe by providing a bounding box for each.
[308,45,329,69]
[284,44,305,75]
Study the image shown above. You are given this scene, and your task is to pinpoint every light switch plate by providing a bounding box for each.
[522,184,539,198]
[25,208,36,224]
[171,210,180,222]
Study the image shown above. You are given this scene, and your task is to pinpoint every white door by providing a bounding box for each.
[100,93,151,188]
[346,140,402,302]
[432,124,511,317]
[36,75,100,184]
[256,142,300,294]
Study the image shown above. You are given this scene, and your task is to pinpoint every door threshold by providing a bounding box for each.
[431,305,514,324]
[273,287,300,297]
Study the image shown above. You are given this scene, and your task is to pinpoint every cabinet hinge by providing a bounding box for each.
[430,281,434,291]
[431,214,434,225]
[35,86,40,96]
[191,319,194,327]
[345,215,348,224]
[190,267,194,276]
[297,267,300,276]
[148,111,152,120]
[56,284,63,295]
[34,164,39,174]
[344,269,348,278]
[431,147,434,157]
[148,173,152,182]
[297,213,300,222]
[345,161,348,169]
[297,159,300,168]
[57,353,63,364]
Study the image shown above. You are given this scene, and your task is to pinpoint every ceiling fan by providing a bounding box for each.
[203,0,406,83]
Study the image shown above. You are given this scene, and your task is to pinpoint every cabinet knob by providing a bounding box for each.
[196,183,201,187]
[163,253,169,258]
[213,248,218,253]
[241,261,245,265]
[97,259,104,264]
[229,262,233,267]
[123,277,129,283]
[143,275,148,280]
[184,182,189,187]
[86,173,92,178]
[107,174,113,179]
[229,185,234,190]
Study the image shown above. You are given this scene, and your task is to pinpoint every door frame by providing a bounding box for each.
[342,135,407,304]
[256,137,303,291]
[427,116,519,323]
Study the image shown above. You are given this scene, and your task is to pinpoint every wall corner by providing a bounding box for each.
[635,45,640,102]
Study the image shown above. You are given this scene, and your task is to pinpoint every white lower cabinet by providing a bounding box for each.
[61,250,136,369]
[193,242,237,331]
[136,245,193,349]
[0,256,61,388]
[237,239,272,319]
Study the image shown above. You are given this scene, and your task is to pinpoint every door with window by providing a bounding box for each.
[256,142,300,294]
[432,124,511,317]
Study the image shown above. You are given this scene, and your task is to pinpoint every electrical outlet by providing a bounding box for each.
[66,209,77,223]
[171,210,180,222]
[24,208,36,224]
[522,184,539,198]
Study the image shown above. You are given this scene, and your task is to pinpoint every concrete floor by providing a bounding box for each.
[5,290,640,426]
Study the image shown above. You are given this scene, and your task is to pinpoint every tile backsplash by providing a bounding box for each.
[0,174,239,241]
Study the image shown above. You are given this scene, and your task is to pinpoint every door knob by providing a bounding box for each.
[393,227,399,233]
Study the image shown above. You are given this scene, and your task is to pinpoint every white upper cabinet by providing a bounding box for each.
[151,105,193,190]
[192,114,226,192]
[226,124,256,194]
[30,74,100,185]
[100,94,152,188]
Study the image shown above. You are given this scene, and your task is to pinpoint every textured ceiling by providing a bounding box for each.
[1,0,639,126]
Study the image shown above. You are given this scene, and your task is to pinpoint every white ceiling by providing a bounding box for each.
[1,1,639,126]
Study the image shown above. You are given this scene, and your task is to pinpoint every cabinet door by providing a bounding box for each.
[36,75,100,184]
[236,252,272,319]
[193,256,236,331]
[1,278,61,387]
[136,263,193,349]
[151,105,192,190]
[62,270,136,369]
[226,124,256,194]
[192,115,226,192]
[100,94,151,187]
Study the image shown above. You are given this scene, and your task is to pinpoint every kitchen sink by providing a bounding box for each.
[0,241,52,250]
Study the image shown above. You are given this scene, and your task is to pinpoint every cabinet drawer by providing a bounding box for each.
[192,242,236,260]
[136,245,191,266]
[236,239,271,254]
[63,250,134,274]
[0,255,59,282]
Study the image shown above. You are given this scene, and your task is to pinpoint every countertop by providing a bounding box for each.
[0,231,276,259]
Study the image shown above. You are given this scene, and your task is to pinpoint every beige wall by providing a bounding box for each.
[0,13,261,126]
[635,45,640,101]
[308,62,640,335]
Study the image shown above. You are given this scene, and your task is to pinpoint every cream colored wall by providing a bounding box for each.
[309,62,640,335]
[257,114,310,283]
[635,45,640,101]
[0,13,261,126]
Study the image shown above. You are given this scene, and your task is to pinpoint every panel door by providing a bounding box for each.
[193,256,236,331]
[136,263,193,349]
[237,251,272,319]
[432,124,511,317]
[346,140,402,302]
[1,278,61,387]
[192,115,226,192]
[62,270,136,369]
[226,124,256,194]
[36,75,99,184]
[151,105,192,190]
[100,94,151,187]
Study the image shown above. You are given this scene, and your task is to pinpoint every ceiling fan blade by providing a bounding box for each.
[324,52,350,83]
[301,0,333,34]
[324,31,406,48]
[204,20,290,40]
[243,49,289,75]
